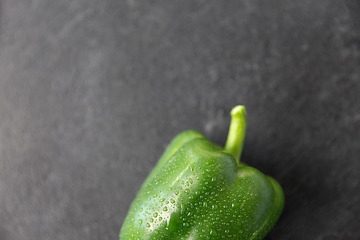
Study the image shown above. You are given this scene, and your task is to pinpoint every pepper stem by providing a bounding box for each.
[224,105,247,165]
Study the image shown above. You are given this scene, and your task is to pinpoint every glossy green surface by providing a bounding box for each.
[120,106,284,240]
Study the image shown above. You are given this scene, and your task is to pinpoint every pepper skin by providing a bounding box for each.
[120,106,284,240]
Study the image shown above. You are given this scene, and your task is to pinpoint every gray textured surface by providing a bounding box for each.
[0,0,359,239]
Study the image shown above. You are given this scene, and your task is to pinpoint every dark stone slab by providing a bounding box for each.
[0,0,359,239]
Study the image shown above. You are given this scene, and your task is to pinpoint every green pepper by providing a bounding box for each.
[120,106,284,240]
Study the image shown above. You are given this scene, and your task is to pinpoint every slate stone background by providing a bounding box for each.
[0,1,359,239]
